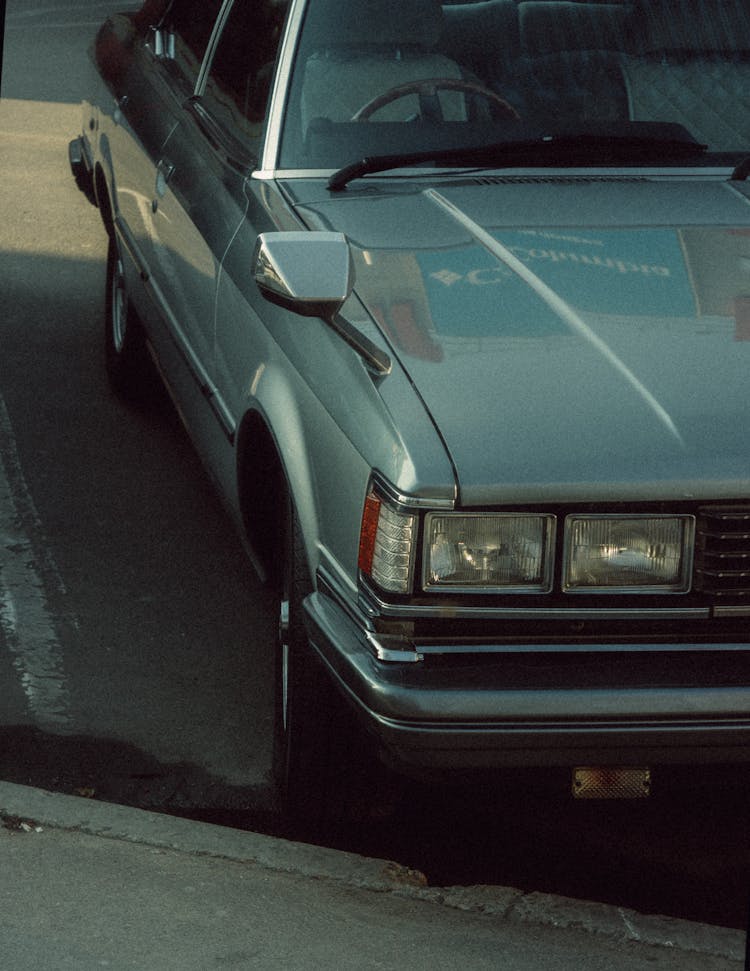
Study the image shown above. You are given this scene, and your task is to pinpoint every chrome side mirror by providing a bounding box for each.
[253,232,354,322]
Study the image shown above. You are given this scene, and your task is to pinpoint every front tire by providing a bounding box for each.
[104,234,153,400]
[272,502,341,830]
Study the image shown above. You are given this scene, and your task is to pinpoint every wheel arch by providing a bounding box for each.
[235,400,319,593]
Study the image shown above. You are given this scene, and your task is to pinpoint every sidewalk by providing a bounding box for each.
[0,781,744,970]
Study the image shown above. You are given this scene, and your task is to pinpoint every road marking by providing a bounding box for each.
[0,395,73,731]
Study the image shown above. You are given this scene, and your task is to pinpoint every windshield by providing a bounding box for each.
[278,0,750,171]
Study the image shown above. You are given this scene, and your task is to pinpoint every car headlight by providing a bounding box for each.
[423,513,555,593]
[563,515,694,593]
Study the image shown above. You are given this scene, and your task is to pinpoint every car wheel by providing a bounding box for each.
[272,500,341,830]
[104,234,152,400]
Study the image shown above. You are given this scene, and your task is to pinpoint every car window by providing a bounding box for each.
[202,0,289,143]
[164,0,225,91]
[278,0,750,170]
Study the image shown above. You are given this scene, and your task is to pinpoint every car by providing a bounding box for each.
[70,0,750,819]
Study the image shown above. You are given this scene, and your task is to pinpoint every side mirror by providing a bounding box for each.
[253,231,354,322]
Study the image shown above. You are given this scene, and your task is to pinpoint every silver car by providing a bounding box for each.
[70,0,750,819]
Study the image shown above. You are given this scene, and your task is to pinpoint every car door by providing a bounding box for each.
[96,0,223,289]
[146,0,289,469]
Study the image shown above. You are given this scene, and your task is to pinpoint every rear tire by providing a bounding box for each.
[104,235,153,401]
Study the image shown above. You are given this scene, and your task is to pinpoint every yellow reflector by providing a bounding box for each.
[572,766,651,799]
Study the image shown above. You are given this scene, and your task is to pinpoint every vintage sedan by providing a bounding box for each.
[70,0,750,817]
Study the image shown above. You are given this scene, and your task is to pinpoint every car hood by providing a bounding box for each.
[289,177,750,504]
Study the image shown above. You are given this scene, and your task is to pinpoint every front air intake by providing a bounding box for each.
[693,505,750,600]
[463,175,648,187]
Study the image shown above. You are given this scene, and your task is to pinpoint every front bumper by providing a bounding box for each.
[304,589,750,772]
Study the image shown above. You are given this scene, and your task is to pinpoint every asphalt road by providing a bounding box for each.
[1,0,276,809]
[1,0,749,937]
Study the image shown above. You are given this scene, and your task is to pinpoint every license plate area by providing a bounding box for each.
[572,766,651,799]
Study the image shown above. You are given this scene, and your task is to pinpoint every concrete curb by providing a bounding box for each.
[0,781,744,964]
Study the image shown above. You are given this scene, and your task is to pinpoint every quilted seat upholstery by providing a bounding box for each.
[622,56,750,151]
[622,0,750,150]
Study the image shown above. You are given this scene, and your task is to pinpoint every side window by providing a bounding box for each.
[166,0,224,91]
[202,0,288,142]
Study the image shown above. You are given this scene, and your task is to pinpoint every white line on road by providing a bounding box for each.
[0,394,73,732]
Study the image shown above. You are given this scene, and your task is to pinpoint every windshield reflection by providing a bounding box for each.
[279,0,750,170]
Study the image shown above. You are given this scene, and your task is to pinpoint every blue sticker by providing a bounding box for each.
[419,229,696,337]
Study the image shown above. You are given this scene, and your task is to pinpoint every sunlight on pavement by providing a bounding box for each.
[0,98,106,258]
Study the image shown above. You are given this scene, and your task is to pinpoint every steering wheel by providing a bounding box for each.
[352,77,521,122]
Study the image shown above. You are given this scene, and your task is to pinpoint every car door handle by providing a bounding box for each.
[113,94,129,125]
[156,158,175,192]
[152,158,175,212]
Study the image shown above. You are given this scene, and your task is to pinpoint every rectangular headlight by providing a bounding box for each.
[423,513,555,593]
[563,515,694,593]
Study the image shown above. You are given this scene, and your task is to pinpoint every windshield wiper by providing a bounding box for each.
[327,127,708,192]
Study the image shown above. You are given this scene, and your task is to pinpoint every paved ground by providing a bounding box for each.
[0,781,745,970]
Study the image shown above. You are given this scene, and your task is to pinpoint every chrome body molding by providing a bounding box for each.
[412,640,750,656]
[714,605,750,617]
[365,632,424,663]
[369,469,456,511]
[259,0,307,173]
[358,583,711,622]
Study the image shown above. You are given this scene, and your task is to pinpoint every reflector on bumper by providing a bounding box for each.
[572,766,651,799]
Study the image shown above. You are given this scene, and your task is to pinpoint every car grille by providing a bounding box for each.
[694,504,750,600]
